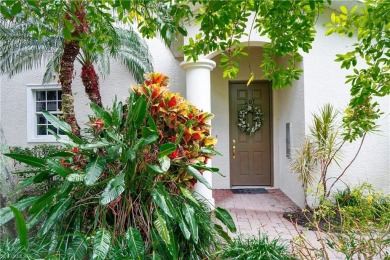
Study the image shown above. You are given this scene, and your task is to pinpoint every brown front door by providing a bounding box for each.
[229,82,272,186]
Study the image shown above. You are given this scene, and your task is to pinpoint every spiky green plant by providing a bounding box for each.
[217,234,297,260]
[290,137,317,208]
[291,104,346,206]
[309,104,343,197]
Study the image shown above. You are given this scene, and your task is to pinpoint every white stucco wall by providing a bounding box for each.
[274,59,306,207]
[0,38,185,147]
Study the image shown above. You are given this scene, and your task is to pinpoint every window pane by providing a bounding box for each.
[48,124,56,135]
[58,91,62,99]
[37,125,47,135]
[47,91,57,100]
[36,102,46,111]
[36,91,46,101]
[36,114,47,124]
[58,101,62,110]
[47,101,57,111]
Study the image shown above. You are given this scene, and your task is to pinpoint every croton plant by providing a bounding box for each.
[131,72,219,188]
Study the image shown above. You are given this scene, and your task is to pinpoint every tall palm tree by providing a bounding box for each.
[0,15,153,131]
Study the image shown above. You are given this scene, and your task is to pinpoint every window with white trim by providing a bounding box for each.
[27,84,64,142]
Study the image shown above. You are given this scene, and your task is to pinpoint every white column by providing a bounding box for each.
[180,59,216,207]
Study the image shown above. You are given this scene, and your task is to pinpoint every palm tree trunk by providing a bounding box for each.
[81,63,103,107]
[59,3,88,136]
[60,40,81,136]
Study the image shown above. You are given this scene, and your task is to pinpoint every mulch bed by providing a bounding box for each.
[283,208,342,231]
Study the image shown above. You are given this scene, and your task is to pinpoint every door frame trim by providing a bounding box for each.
[228,80,274,187]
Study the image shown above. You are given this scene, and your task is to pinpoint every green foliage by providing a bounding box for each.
[292,183,390,259]
[9,206,27,248]
[334,184,390,228]
[0,238,48,260]
[9,145,64,160]
[218,234,297,260]
[181,0,329,88]
[0,74,234,258]
[325,1,389,141]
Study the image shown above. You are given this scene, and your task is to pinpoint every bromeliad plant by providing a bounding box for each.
[0,73,235,259]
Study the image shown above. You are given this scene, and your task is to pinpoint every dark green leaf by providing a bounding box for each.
[40,198,72,235]
[186,166,211,189]
[158,143,176,158]
[33,171,51,183]
[199,147,222,155]
[148,114,157,132]
[0,196,39,226]
[100,173,125,205]
[10,1,22,15]
[179,186,199,206]
[9,206,28,248]
[182,204,198,243]
[85,157,105,185]
[0,5,13,19]
[134,134,159,150]
[42,111,72,134]
[46,158,73,177]
[178,211,191,240]
[92,228,111,260]
[214,223,232,243]
[132,95,148,129]
[4,153,46,168]
[90,103,113,127]
[79,142,110,150]
[154,211,171,246]
[68,233,88,259]
[191,163,220,173]
[148,164,164,174]
[152,186,176,219]
[64,19,75,32]
[214,207,236,233]
[125,228,145,260]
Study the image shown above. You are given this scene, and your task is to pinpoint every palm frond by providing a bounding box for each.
[109,27,154,83]
[43,47,63,83]
[0,19,62,78]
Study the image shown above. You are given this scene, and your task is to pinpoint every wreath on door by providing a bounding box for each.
[237,99,264,135]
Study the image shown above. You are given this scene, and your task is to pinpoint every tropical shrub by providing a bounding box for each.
[9,145,64,160]
[217,234,297,260]
[291,184,390,259]
[290,104,368,207]
[0,73,235,259]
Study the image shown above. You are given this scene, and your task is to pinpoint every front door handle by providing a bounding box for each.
[232,145,236,159]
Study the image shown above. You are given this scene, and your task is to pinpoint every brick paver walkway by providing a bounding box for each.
[214,189,344,259]
[214,189,299,240]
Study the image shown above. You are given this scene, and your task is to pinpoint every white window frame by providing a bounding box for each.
[27,84,64,143]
